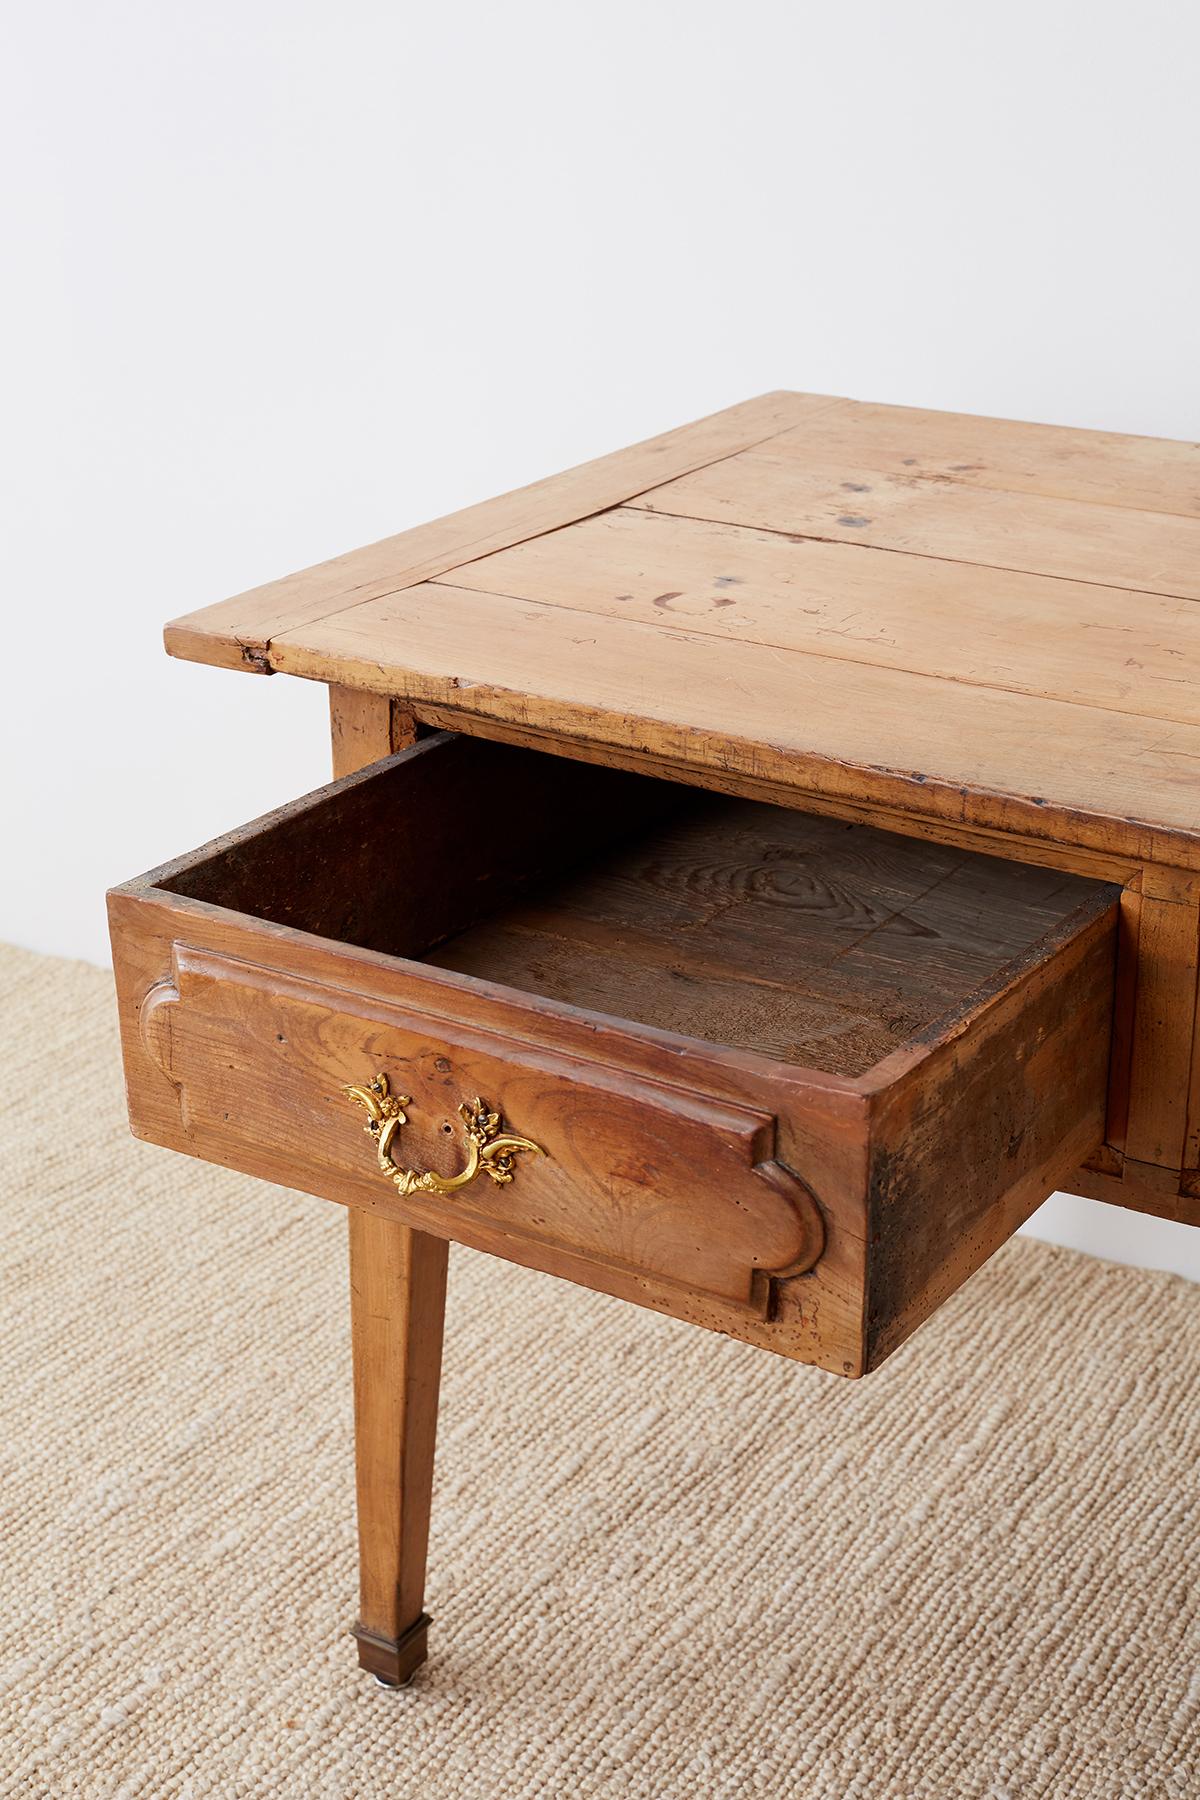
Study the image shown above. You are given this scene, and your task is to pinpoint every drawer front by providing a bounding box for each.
[136,944,826,1323]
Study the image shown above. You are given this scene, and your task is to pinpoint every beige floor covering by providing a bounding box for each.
[0,941,1198,1799]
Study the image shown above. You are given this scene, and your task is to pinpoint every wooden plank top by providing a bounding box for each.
[166,391,1200,870]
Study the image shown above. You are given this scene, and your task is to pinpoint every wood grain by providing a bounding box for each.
[766,395,1200,518]
[429,792,1112,1077]
[440,504,1200,727]
[632,447,1200,599]
[333,686,442,1690]
[865,905,1118,1367]
[390,706,1147,887]
[329,684,421,779]
[139,943,827,1318]
[265,581,1200,872]
[162,392,1200,885]
[1100,884,1143,1161]
[1069,1157,1200,1228]
[164,392,822,672]
[107,730,1119,1375]
[160,730,673,965]
[107,886,869,1377]
[348,1208,446,1686]
[1124,895,1200,1169]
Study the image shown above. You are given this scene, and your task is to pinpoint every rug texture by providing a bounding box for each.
[0,941,1197,1800]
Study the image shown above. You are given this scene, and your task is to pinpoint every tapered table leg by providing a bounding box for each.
[331,684,446,1685]
[348,1208,449,1686]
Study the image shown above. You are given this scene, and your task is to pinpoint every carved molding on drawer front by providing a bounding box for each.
[749,1159,826,1301]
[137,975,192,1128]
[136,944,826,1320]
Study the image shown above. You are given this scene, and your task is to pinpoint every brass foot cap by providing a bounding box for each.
[351,1615,431,1688]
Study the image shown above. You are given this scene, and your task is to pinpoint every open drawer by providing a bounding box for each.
[108,732,1119,1376]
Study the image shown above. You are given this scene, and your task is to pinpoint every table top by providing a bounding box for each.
[166,391,1200,870]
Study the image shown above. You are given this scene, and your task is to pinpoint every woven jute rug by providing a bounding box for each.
[1,942,1198,1799]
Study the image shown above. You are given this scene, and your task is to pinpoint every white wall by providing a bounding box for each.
[3,1,1198,1276]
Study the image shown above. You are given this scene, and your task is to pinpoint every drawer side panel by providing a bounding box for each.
[864,903,1119,1368]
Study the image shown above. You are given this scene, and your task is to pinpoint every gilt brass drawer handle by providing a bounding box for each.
[343,1072,545,1199]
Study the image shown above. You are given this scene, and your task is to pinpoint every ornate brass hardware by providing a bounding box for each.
[342,1072,545,1198]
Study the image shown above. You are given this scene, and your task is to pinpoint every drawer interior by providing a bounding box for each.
[426,798,1108,1077]
[160,731,1116,1081]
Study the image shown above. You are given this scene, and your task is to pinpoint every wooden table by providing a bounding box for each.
[109,392,1200,1685]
